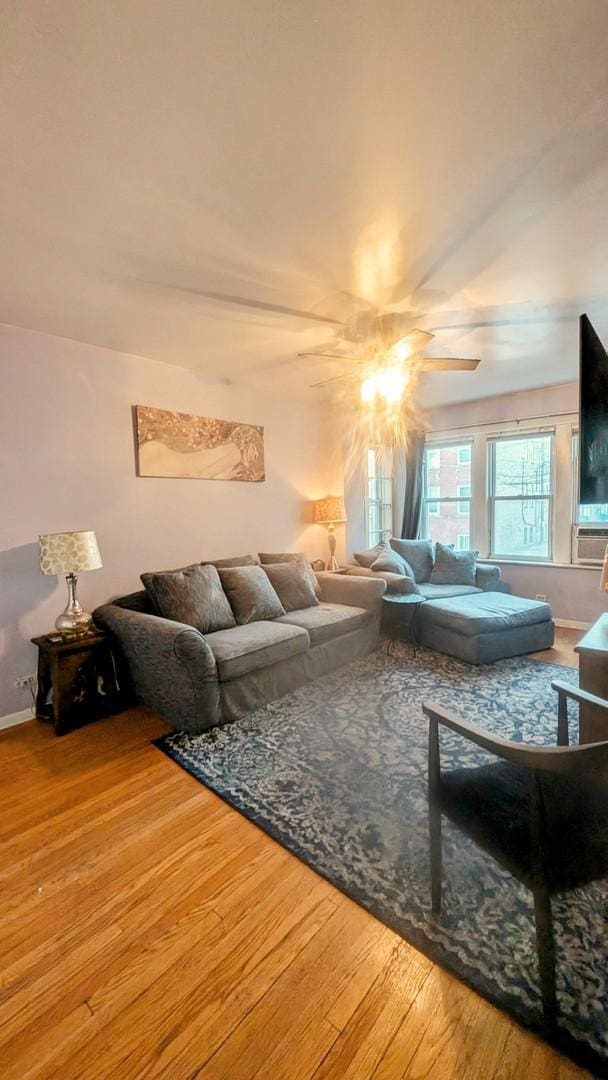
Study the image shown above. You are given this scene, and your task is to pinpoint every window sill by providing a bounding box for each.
[484,558,601,571]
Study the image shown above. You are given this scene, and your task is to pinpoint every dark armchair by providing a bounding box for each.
[423,680,608,1030]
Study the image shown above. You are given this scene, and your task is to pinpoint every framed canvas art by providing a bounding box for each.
[135,405,265,482]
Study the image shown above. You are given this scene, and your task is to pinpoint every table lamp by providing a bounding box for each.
[39,530,103,637]
[313,496,347,571]
[601,545,608,592]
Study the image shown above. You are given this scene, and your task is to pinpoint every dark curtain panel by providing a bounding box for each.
[401,431,426,539]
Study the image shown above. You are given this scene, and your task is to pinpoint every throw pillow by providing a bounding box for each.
[218,565,285,624]
[353,541,390,569]
[262,561,320,612]
[430,542,478,587]
[201,554,260,568]
[140,563,236,634]
[258,551,321,597]
[389,539,435,582]
[370,547,415,578]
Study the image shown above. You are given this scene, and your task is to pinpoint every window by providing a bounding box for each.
[489,434,553,559]
[456,533,470,551]
[366,447,392,547]
[422,441,473,548]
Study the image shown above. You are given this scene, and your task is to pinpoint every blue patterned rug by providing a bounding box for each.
[156,645,608,1075]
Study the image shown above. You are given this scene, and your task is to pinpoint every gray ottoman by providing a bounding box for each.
[420,591,554,664]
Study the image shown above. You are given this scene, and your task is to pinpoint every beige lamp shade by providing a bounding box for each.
[601,545,608,591]
[313,495,347,525]
[39,530,103,575]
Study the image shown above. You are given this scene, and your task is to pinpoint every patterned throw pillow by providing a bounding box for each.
[140,563,236,634]
[262,561,320,612]
[258,551,321,597]
[218,565,285,624]
[430,542,479,587]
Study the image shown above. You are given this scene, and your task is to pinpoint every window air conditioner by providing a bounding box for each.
[573,526,608,564]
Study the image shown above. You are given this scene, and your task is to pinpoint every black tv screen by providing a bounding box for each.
[579,314,608,504]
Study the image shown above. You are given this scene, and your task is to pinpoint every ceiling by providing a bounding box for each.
[1,0,607,407]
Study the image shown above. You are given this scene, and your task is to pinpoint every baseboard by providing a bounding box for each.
[554,618,590,631]
[0,707,35,732]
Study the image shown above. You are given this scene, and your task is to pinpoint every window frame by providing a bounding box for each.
[488,432,554,562]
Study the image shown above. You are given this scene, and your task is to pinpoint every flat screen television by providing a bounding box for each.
[579,313,608,504]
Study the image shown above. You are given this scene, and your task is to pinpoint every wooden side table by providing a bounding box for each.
[575,614,608,743]
[32,630,123,735]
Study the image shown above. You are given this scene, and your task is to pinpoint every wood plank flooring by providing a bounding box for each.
[0,630,590,1079]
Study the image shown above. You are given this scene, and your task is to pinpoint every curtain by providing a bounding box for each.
[401,431,426,539]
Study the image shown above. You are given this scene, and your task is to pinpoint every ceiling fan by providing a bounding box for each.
[295,308,480,392]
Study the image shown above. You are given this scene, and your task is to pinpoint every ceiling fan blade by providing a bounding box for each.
[298,351,355,362]
[310,372,358,389]
[406,328,434,348]
[167,286,345,326]
[420,358,481,371]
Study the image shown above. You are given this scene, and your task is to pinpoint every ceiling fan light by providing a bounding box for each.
[377,366,406,402]
[360,377,377,403]
[388,338,412,365]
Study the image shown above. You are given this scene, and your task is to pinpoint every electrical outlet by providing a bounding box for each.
[535,594,547,601]
[14,673,36,690]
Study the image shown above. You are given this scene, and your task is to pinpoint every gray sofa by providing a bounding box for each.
[95,571,386,734]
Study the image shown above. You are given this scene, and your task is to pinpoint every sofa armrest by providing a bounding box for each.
[315,572,386,611]
[94,604,221,734]
[475,563,502,591]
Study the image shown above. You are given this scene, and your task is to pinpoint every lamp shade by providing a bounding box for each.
[39,530,103,575]
[313,495,347,525]
[601,545,608,592]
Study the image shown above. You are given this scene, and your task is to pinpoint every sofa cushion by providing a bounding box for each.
[201,554,260,568]
[276,602,370,646]
[371,546,415,578]
[430,542,478,587]
[218,565,285,624]
[258,551,321,597]
[140,563,236,634]
[262,560,319,612]
[345,566,420,595]
[205,621,309,681]
[421,591,553,637]
[418,583,481,599]
[389,539,434,582]
[353,541,388,569]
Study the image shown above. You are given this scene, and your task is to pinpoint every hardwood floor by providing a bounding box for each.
[0,630,590,1079]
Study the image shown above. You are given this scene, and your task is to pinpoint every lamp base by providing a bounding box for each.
[327,523,340,572]
[55,573,94,638]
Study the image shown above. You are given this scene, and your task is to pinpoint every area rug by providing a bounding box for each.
[156,645,608,1075]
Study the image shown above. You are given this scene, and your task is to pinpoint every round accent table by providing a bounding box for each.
[381,594,426,657]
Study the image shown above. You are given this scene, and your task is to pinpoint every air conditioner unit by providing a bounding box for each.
[573,526,608,564]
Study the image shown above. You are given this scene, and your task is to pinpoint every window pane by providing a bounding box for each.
[425,443,472,497]
[425,502,471,548]
[493,436,552,496]
[579,503,608,522]
[492,498,550,558]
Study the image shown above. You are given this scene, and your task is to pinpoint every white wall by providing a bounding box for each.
[0,323,332,717]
